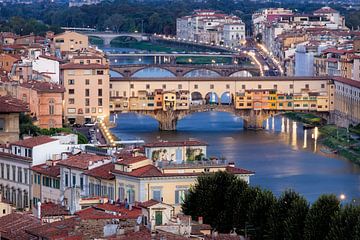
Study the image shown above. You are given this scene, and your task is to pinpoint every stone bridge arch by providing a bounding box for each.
[130,66,177,77]
[183,68,222,77]
[229,70,253,77]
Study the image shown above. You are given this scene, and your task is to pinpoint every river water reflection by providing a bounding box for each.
[111,112,360,203]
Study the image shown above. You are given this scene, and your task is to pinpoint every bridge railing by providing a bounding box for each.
[159,159,229,168]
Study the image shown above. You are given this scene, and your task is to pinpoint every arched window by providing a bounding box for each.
[49,98,55,115]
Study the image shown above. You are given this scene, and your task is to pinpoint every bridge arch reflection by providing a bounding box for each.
[184,69,221,77]
[131,67,176,77]
[229,70,252,77]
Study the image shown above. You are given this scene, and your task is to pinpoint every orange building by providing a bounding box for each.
[17,81,65,129]
[0,54,21,73]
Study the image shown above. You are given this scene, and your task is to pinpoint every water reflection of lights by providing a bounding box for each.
[281,117,285,133]
[272,117,275,131]
[266,118,269,130]
[291,121,297,149]
[286,118,290,132]
[303,129,307,149]
[313,127,319,152]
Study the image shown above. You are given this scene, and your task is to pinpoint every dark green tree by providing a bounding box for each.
[247,189,277,240]
[182,171,242,233]
[304,194,340,240]
[325,205,360,240]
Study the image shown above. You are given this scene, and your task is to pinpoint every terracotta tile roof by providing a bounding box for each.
[113,163,254,179]
[75,207,123,220]
[225,166,255,175]
[38,54,62,62]
[143,140,207,148]
[0,212,42,240]
[332,76,360,88]
[57,153,110,170]
[0,95,29,113]
[60,63,107,70]
[204,234,242,239]
[12,136,58,148]
[112,165,163,178]
[94,203,141,219]
[38,202,71,217]
[138,199,160,208]
[84,163,115,180]
[118,156,148,165]
[26,217,80,239]
[20,81,65,93]
[0,53,22,61]
[114,227,188,240]
[314,7,338,14]
[31,163,60,178]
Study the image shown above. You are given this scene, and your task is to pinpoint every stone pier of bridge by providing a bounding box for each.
[132,107,275,131]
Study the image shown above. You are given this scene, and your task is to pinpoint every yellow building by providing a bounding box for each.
[0,194,13,217]
[163,92,176,111]
[111,156,254,213]
[61,60,110,124]
[53,31,89,53]
[235,90,253,109]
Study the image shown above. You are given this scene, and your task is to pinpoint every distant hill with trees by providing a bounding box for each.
[0,0,359,36]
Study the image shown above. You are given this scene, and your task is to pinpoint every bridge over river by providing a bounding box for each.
[110,64,259,77]
[109,76,335,130]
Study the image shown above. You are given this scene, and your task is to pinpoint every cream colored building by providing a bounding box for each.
[111,156,254,214]
[0,196,13,217]
[61,58,110,124]
[53,31,89,53]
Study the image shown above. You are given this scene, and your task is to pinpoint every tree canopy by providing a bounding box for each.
[182,171,360,239]
[0,0,359,36]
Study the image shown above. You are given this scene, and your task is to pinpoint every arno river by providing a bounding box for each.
[111,111,360,203]
[104,44,360,203]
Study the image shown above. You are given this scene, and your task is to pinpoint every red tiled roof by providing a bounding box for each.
[0,212,42,240]
[114,227,188,240]
[12,136,58,148]
[60,63,107,70]
[84,163,115,180]
[26,217,80,239]
[138,199,160,208]
[94,203,141,219]
[314,7,338,14]
[225,166,255,175]
[0,53,22,61]
[20,81,65,93]
[31,163,60,178]
[0,95,29,113]
[332,76,360,88]
[143,140,207,148]
[57,153,110,170]
[38,54,62,62]
[112,165,163,178]
[76,207,122,220]
[37,202,71,217]
[118,156,148,165]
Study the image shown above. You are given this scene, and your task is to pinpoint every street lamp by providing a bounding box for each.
[340,193,346,201]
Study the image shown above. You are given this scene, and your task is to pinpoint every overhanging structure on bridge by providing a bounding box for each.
[109,76,336,130]
[110,64,259,77]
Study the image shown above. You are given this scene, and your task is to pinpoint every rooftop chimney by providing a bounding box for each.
[37,201,41,219]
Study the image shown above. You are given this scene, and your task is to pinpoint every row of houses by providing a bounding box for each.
[0,31,111,127]
[110,86,335,112]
